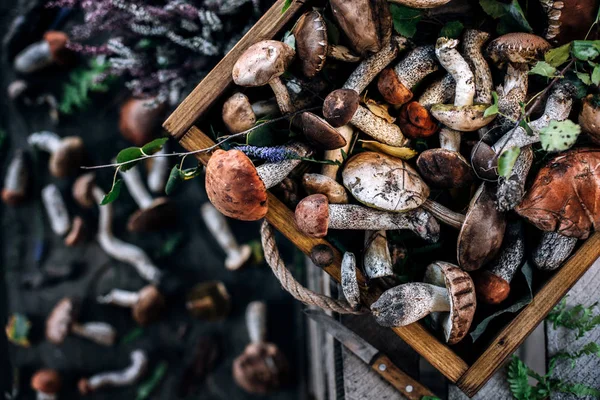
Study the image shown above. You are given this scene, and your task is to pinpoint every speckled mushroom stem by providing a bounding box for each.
[14,40,53,74]
[364,230,394,279]
[28,131,61,153]
[256,142,312,188]
[418,74,455,109]
[421,199,465,229]
[343,36,408,94]
[201,202,251,270]
[41,184,71,236]
[496,63,529,129]
[352,106,408,146]
[439,128,461,152]
[269,78,295,115]
[435,37,474,107]
[2,150,28,204]
[487,220,525,283]
[341,252,361,310]
[393,45,439,89]
[79,350,148,394]
[97,289,140,307]
[92,187,162,283]
[462,30,492,104]
[532,231,577,271]
[246,301,267,344]
[321,125,354,179]
[496,146,534,212]
[147,147,169,194]
[70,322,116,346]
[119,165,153,209]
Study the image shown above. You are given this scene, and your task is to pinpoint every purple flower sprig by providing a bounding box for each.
[234,145,299,163]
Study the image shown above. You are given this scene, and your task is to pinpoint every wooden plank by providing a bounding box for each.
[178,125,469,383]
[456,232,600,397]
[162,0,305,139]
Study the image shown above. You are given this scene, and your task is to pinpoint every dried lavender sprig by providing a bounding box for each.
[233,145,300,163]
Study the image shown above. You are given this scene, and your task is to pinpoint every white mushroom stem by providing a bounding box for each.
[201,202,251,270]
[364,230,393,279]
[496,146,534,212]
[41,184,70,236]
[256,142,312,188]
[351,106,407,146]
[70,322,116,346]
[532,232,577,271]
[246,301,267,344]
[393,45,439,89]
[343,36,408,94]
[28,131,61,153]
[418,74,455,109]
[462,30,492,104]
[97,289,140,307]
[92,187,162,283]
[487,221,524,282]
[84,350,148,391]
[421,199,465,229]
[14,40,52,74]
[497,63,529,124]
[147,147,169,194]
[321,125,354,179]
[439,128,461,152]
[341,252,361,310]
[119,166,153,209]
[269,78,295,114]
[3,150,27,195]
[435,37,474,107]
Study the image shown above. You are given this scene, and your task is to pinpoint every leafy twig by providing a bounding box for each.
[547,298,600,339]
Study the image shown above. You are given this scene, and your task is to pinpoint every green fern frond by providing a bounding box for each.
[59,58,115,115]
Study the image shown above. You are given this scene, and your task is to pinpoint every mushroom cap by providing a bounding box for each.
[72,172,96,208]
[544,0,598,44]
[119,98,167,146]
[205,149,268,221]
[423,261,476,344]
[292,11,328,78]
[430,104,495,132]
[377,68,413,105]
[127,197,177,232]
[64,215,86,246]
[78,378,91,395]
[472,270,511,305]
[417,148,473,188]
[186,281,231,320]
[294,194,330,237]
[310,244,335,268]
[301,112,348,150]
[233,342,289,394]
[31,369,62,394]
[579,94,600,145]
[222,93,256,134]
[46,297,76,344]
[470,141,498,180]
[322,89,360,128]
[1,188,26,206]
[515,148,600,239]
[232,40,295,87]
[132,285,165,325]
[486,33,551,65]
[457,184,507,271]
[342,152,430,212]
[50,136,85,177]
[397,101,439,139]
[302,173,348,204]
[44,31,73,65]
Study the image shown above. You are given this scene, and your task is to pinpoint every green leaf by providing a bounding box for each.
[181,166,202,180]
[389,4,422,38]
[246,120,277,146]
[545,43,572,67]
[507,355,534,400]
[548,298,600,339]
[484,91,500,117]
[481,0,532,34]
[421,397,442,400]
[116,147,143,171]
[100,179,123,205]
[439,21,464,38]
[59,57,114,115]
[551,342,600,369]
[141,137,168,155]
[564,71,590,98]
[165,165,183,195]
[529,61,557,78]
[479,0,506,18]
[282,30,296,49]
[121,327,144,344]
[519,119,534,136]
[539,119,581,152]
[281,0,292,13]
[593,65,600,85]
[556,382,600,397]
[572,40,600,61]
[498,146,521,177]
[577,71,592,85]
[136,361,168,400]
[505,0,533,31]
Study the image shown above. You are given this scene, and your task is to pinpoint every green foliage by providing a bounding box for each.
[572,40,600,61]
[5,313,31,347]
[484,91,499,117]
[136,362,168,400]
[508,356,533,400]
[545,43,572,67]
[539,120,581,152]
[529,61,557,78]
[421,397,441,400]
[577,71,592,85]
[116,138,169,172]
[439,21,463,38]
[165,164,202,195]
[547,298,600,339]
[550,342,600,369]
[60,58,114,114]
[100,179,123,205]
[519,119,534,136]
[121,327,144,344]
[281,0,292,13]
[479,0,532,34]
[592,65,600,85]
[498,146,521,177]
[155,232,185,259]
[390,4,422,38]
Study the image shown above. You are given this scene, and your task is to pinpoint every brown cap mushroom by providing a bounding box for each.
[542,0,598,44]
[186,281,231,320]
[486,33,551,66]
[31,369,62,399]
[64,216,87,246]
[28,132,85,177]
[301,112,348,150]
[302,173,349,204]
[579,94,600,144]
[221,93,278,134]
[14,31,75,74]
[397,101,439,139]
[97,286,165,325]
[72,173,97,208]
[2,150,29,206]
[119,97,167,146]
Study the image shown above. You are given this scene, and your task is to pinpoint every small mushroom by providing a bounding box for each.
[222,92,279,134]
[532,231,578,271]
[41,184,71,236]
[2,150,29,205]
[119,165,177,232]
[205,142,312,221]
[232,40,296,114]
[377,45,440,105]
[430,37,495,131]
[119,97,167,146]
[46,297,116,346]
[64,215,86,246]
[28,131,85,177]
[541,0,598,44]
[201,202,252,270]
[323,89,408,146]
[97,285,165,325]
[146,145,170,194]
[233,301,289,394]
[78,350,148,395]
[364,230,394,279]
[371,261,476,344]
[486,33,551,67]
[341,252,361,310]
[579,94,600,144]
[14,31,74,74]
[31,369,62,400]
[186,281,231,320]
[472,220,525,304]
[294,194,440,243]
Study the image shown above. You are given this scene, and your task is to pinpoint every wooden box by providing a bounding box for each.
[163,0,600,396]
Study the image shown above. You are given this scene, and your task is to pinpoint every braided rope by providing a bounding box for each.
[260,221,366,315]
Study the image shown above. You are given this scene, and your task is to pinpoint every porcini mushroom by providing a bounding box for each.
[186,281,231,320]
[2,150,29,205]
[28,131,85,177]
[300,112,348,150]
[341,252,361,310]
[200,202,252,270]
[491,63,530,141]
[364,230,394,279]
[205,142,312,221]
[377,45,440,105]
[232,40,296,114]
[323,89,407,146]
[97,285,165,325]
[31,369,61,400]
[41,184,71,236]
[119,97,167,146]
[579,94,600,144]
[486,33,551,67]
[371,261,476,344]
[532,232,578,271]
[14,31,74,74]
[119,165,177,232]
[46,297,116,346]
[233,301,289,394]
[472,220,525,304]
[78,350,148,395]
[222,92,279,134]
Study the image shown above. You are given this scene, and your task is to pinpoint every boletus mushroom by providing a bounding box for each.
[579,94,600,144]
[14,31,75,74]
[78,350,148,395]
[97,285,165,326]
[371,261,476,344]
[31,369,62,400]
[222,92,279,134]
[119,97,167,146]
[2,150,29,206]
[28,131,85,177]
[486,33,551,67]
[41,184,71,237]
